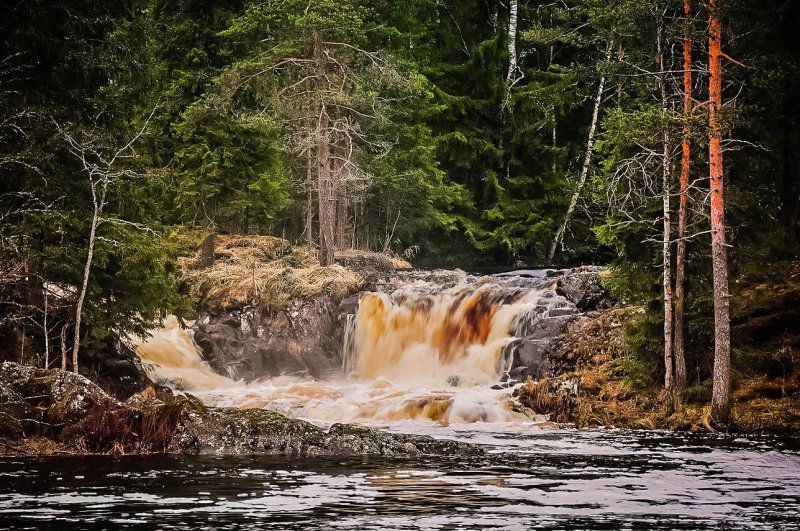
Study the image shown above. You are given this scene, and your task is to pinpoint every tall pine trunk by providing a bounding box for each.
[335,147,348,250]
[657,20,674,393]
[548,44,612,265]
[708,0,732,424]
[317,105,334,266]
[43,286,49,369]
[305,119,315,246]
[674,0,692,392]
[313,29,335,266]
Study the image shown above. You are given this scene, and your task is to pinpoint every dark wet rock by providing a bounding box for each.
[512,377,580,423]
[0,362,481,458]
[508,366,528,381]
[504,339,551,381]
[0,361,121,439]
[527,315,576,340]
[555,267,614,311]
[339,293,362,315]
[171,397,478,457]
[447,375,461,387]
[193,295,347,381]
[547,306,578,317]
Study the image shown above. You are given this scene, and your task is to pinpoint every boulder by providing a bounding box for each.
[0,361,481,458]
[193,295,346,381]
[556,267,614,311]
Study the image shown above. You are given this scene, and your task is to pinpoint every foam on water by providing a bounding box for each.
[134,280,547,426]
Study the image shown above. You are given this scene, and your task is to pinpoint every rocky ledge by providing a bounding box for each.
[190,264,615,386]
[0,362,480,458]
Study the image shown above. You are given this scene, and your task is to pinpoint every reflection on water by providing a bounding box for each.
[2,429,799,530]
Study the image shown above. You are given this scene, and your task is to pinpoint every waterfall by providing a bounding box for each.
[341,313,358,376]
[132,271,572,426]
[132,315,239,391]
[342,285,540,387]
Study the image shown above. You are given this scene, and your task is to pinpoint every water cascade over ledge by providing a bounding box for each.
[134,269,599,427]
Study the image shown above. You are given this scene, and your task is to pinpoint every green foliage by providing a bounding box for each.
[174,102,290,232]
[1,0,798,378]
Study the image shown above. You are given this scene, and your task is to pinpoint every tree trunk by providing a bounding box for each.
[317,106,334,266]
[305,120,315,246]
[657,21,674,393]
[709,0,731,424]
[71,201,102,375]
[336,181,347,250]
[674,0,692,392]
[60,322,68,371]
[312,29,335,266]
[43,286,49,369]
[547,44,612,265]
[506,0,518,85]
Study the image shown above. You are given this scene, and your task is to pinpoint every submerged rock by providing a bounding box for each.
[0,361,480,458]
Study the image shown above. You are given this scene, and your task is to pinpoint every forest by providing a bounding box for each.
[1,0,799,428]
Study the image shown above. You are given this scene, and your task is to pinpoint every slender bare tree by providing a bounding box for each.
[548,44,613,265]
[57,109,155,374]
[657,15,674,394]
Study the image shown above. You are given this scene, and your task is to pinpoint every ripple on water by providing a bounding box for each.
[0,430,799,530]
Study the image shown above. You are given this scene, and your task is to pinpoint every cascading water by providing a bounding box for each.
[135,272,562,426]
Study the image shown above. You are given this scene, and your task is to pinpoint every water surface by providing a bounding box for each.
[2,427,798,530]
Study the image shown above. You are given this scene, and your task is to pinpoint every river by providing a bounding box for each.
[1,427,799,529]
[3,273,799,528]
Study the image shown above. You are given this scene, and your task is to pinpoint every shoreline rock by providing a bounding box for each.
[0,361,481,458]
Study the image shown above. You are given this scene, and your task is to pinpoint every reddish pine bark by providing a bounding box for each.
[673,0,691,393]
[708,0,731,424]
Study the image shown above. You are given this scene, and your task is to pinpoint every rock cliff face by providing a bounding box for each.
[192,295,347,381]
[188,265,613,385]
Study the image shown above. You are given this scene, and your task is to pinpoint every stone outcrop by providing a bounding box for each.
[0,361,479,457]
[497,267,614,383]
[188,265,612,387]
[188,253,403,382]
[192,295,347,381]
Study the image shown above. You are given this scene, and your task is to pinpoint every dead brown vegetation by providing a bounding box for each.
[179,235,408,310]
[516,305,800,435]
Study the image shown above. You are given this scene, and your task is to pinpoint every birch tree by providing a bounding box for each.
[656,14,674,394]
[548,44,613,265]
[57,112,154,374]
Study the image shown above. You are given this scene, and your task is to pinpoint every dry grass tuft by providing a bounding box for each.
[179,235,406,310]
[0,436,75,456]
[60,399,190,455]
[516,305,800,434]
[389,256,413,270]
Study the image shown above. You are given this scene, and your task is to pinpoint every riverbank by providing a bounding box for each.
[0,361,479,458]
[2,236,797,455]
[514,301,800,435]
